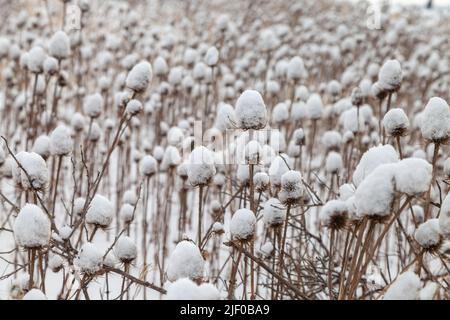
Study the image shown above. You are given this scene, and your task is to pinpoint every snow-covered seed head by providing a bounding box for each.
[114,236,137,263]
[355,163,396,219]
[165,278,220,300]
[32,135,51,160]
[120,203,135,223]
[153,56,169,76]
[268,155,290,187]
[12,151,49,191]
[327,80,342,100]
[50,125,73,156]
[260,242,274,259]
[85,194,114,228]
[167,240,205,282]
[23,289,48,300]
[140,155,157,177]
[414,219,442,251]
[245,140,262,165]
[75,242,103,275]
[384,271,421,300]
[394,158,432,196]
[287,56,306,82]
[293,129,305,146]
[204,46,219,67]
[27,46,46,73]
[49,30,71,60]
[235,90,268,130]
[125,99,143,116]
[279,170,303,205]
[187,146,216,187]
[319,199,348,230]
[48,254,64,273]
[325,151,343,174]
[350,87,363,107]
[126,61,153,93]
[83,93,103,119]
[13,204,51,249]
[254,172,270,192]
[420,97,450,143]
[306,93,323,120]
[263,197,285,227]
[212,222,225,235]
[230,208,256,241]
[382,108,409,138]
[167,127,184,147]
[43,56,58,75]
[378,59,402,92]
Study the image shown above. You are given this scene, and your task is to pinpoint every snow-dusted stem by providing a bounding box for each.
[424,142,440,220]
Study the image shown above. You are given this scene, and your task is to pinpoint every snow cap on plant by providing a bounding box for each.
[393,158,432,196]
[306,93,323,120]
[165,278,219,300]
[355,163,396,218]
[75,242,103,275]
[126,61,153,93]
[230,208,256,241]
[384,271,421,300]
[383,108,410,137]
[114,236,137,263]
[27,46,46,73]
[263,197,285,227]
[205,46,219,67]
[49,30,71,60]
[23,289,47,300]
[420,97,450,143]
[85,194,114,228]
[287,56,306,81]
[187,146,216,186]
[83,93,103,119]
[319,199,348,230]
[279,170,303,205]
[140,155,157,177]
[167,240,204,282]
[235,90,268,130]
[378,59,402,92]
[12,151,49,191]
[50,125,73,156]
[352,144,399,187]
[14,204,51,249]
[414,219,442,250]
[125,99,143,116]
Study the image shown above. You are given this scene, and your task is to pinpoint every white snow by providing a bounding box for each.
[166,240,205,282]
[85,194,114,228]
[384,271,421,300]
[13,204,51,249]
[230,208,256,240]
[235,90,268,130]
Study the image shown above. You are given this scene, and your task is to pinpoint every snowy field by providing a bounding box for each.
[0,0,449,300]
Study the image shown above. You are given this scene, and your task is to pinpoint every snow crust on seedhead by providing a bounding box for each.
[187,146,216,186]
[384,271,421,300]
[263,197,285,227]
[383,108,409,136]
[167,240,204,282]
[414,219,441,249]
[235,90,267,130]
[12,151,49,191]
[352,144,399,187]
[14,204,51,248]
[85,194,114,227]
[420,97,450,142]
[114,236,137,263]
[75,242,103,275]
[126,61,153,93]
[140,155,157,176]
[355,163,396,218]
[49,30,71,60]
[394,158,432,196]
[50,125,73,156]
[319,199,348,229]
[378,59,402,92]
[230,208,256,240]
[165,278,220,300]
[23,289,48,300]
